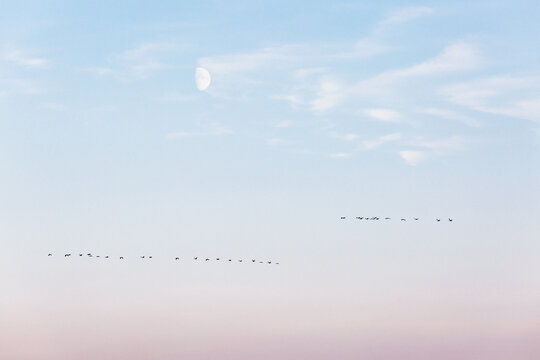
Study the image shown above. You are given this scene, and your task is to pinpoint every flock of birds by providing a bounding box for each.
[340,216,454,222]
[47,253,279,264]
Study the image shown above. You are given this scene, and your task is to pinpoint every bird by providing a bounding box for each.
[414,217,419,221]
[205,258,210,261]
[340,216,346,219]
[64,254,71,257]
[385,217,391,220]
[401,218,406,221]
[268,261,272,264]
[48,253,52,256]
[149,256,152,259]
[79,254,83,256]
[448,218,453,222]
[216,258,220,261]
[356,216,363,220]
[96,256,100,258]
[275,262,280,265]
[436,219,441,222]
[228,259,232,262]
[194,257,198,260]
[119,257,124,259]
[105,256,109,259]
[175,257,179,260]
[238,260,243,262]
[141,256,145,259]
[252,259,256,262]
[259,261,263,264]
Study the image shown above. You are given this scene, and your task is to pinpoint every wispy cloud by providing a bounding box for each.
[377,6,434,28]
[364,108,402,122]
[166,123,234,139]
[399,150,427,165]
[155,92,196,103]
[420,108,481,127]
[329,152,352,159]
[4,50,49,68]
[86,41,183,80]
[266,138,286,146]
[359,133,402,150]
[442,74,540,123]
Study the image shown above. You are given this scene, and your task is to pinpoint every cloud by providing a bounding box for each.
[378,6,434,28]
[155,92,196,103]
[399,150,427,165]
[266,138,286,146]
[331,132,360,141]
[87,41,182,80]
[364,108,402,122]
[41,102,64,111]
[166,123,234,139]
[359,133,402,150]
[275,121,294,128]
[309,76,346,112]
[420,108,481,127]
[4,50,49,68]
[329,152,352,159]
[442,75,540,123]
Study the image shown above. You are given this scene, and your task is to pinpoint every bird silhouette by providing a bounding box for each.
[414,218,419,220]
[401,218,406,221]
[275,262,280,265]
[119,257,124,259]
[228,259,232,262]
[268,261,272,264]
[79,254,83,256]
[205,258,210,261]
[436,219,441,222]
[175,257,179,260]
[96,256,100,258]
[64,254,71,257]
[340,216,346,219]
[105,256,109,259]
[356,217,363,219]
[216,258,220,261]
[238,260,243,262]
[149,256,152,259]
[194,257,198,260]
[48,253,52,256]
[252,259,256,262]
[385,217,391,220]
[141,256,145,259]
[448,218,453,222]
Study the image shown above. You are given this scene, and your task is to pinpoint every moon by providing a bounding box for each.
[195,67,211,91]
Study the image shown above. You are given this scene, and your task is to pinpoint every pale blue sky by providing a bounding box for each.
[1,1,540,359]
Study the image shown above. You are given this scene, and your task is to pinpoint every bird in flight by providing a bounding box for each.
[436,219,441,222]
[205,258,210,261]
[385,217,391,220]
[356,217,363,220]
[414,218,419,220]
[252,259,256,262]
[48,253,52,256]
[448,218,453,222]
[401,218,406,221]
[175,257,179,260]
[340,216,346,219]
[79,254,83,256]
[238,260,243,262]
[194,257,198,260]
[105,256,109,259]
[64,254,71,257]
[216,258,220,261]
[141,256,145,259]
[119,257,124,259]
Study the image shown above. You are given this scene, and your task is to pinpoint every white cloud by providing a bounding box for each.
[329,152,352,159]
[87,41,182,80]
[155,92,196,103]
[359,133,402,150]
[399,150,427,165]
[309,76,346,112]
[4,50,49,68]
[41,102,64,111]
[166,123,234,139]
[364,108,402,122]
[331,132,360,141]
[275,121,294,128]
[442,75,540,123]
[378,6,434,28]
[420,108,481,127]
[408,135,465,153]
[266,138,286,146]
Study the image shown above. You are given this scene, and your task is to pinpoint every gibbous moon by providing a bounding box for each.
[195,67,211,91]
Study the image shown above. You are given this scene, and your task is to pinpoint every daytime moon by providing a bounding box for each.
[195,67,211,91]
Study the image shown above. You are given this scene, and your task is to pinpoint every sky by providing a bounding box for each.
[1,1,540,359]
